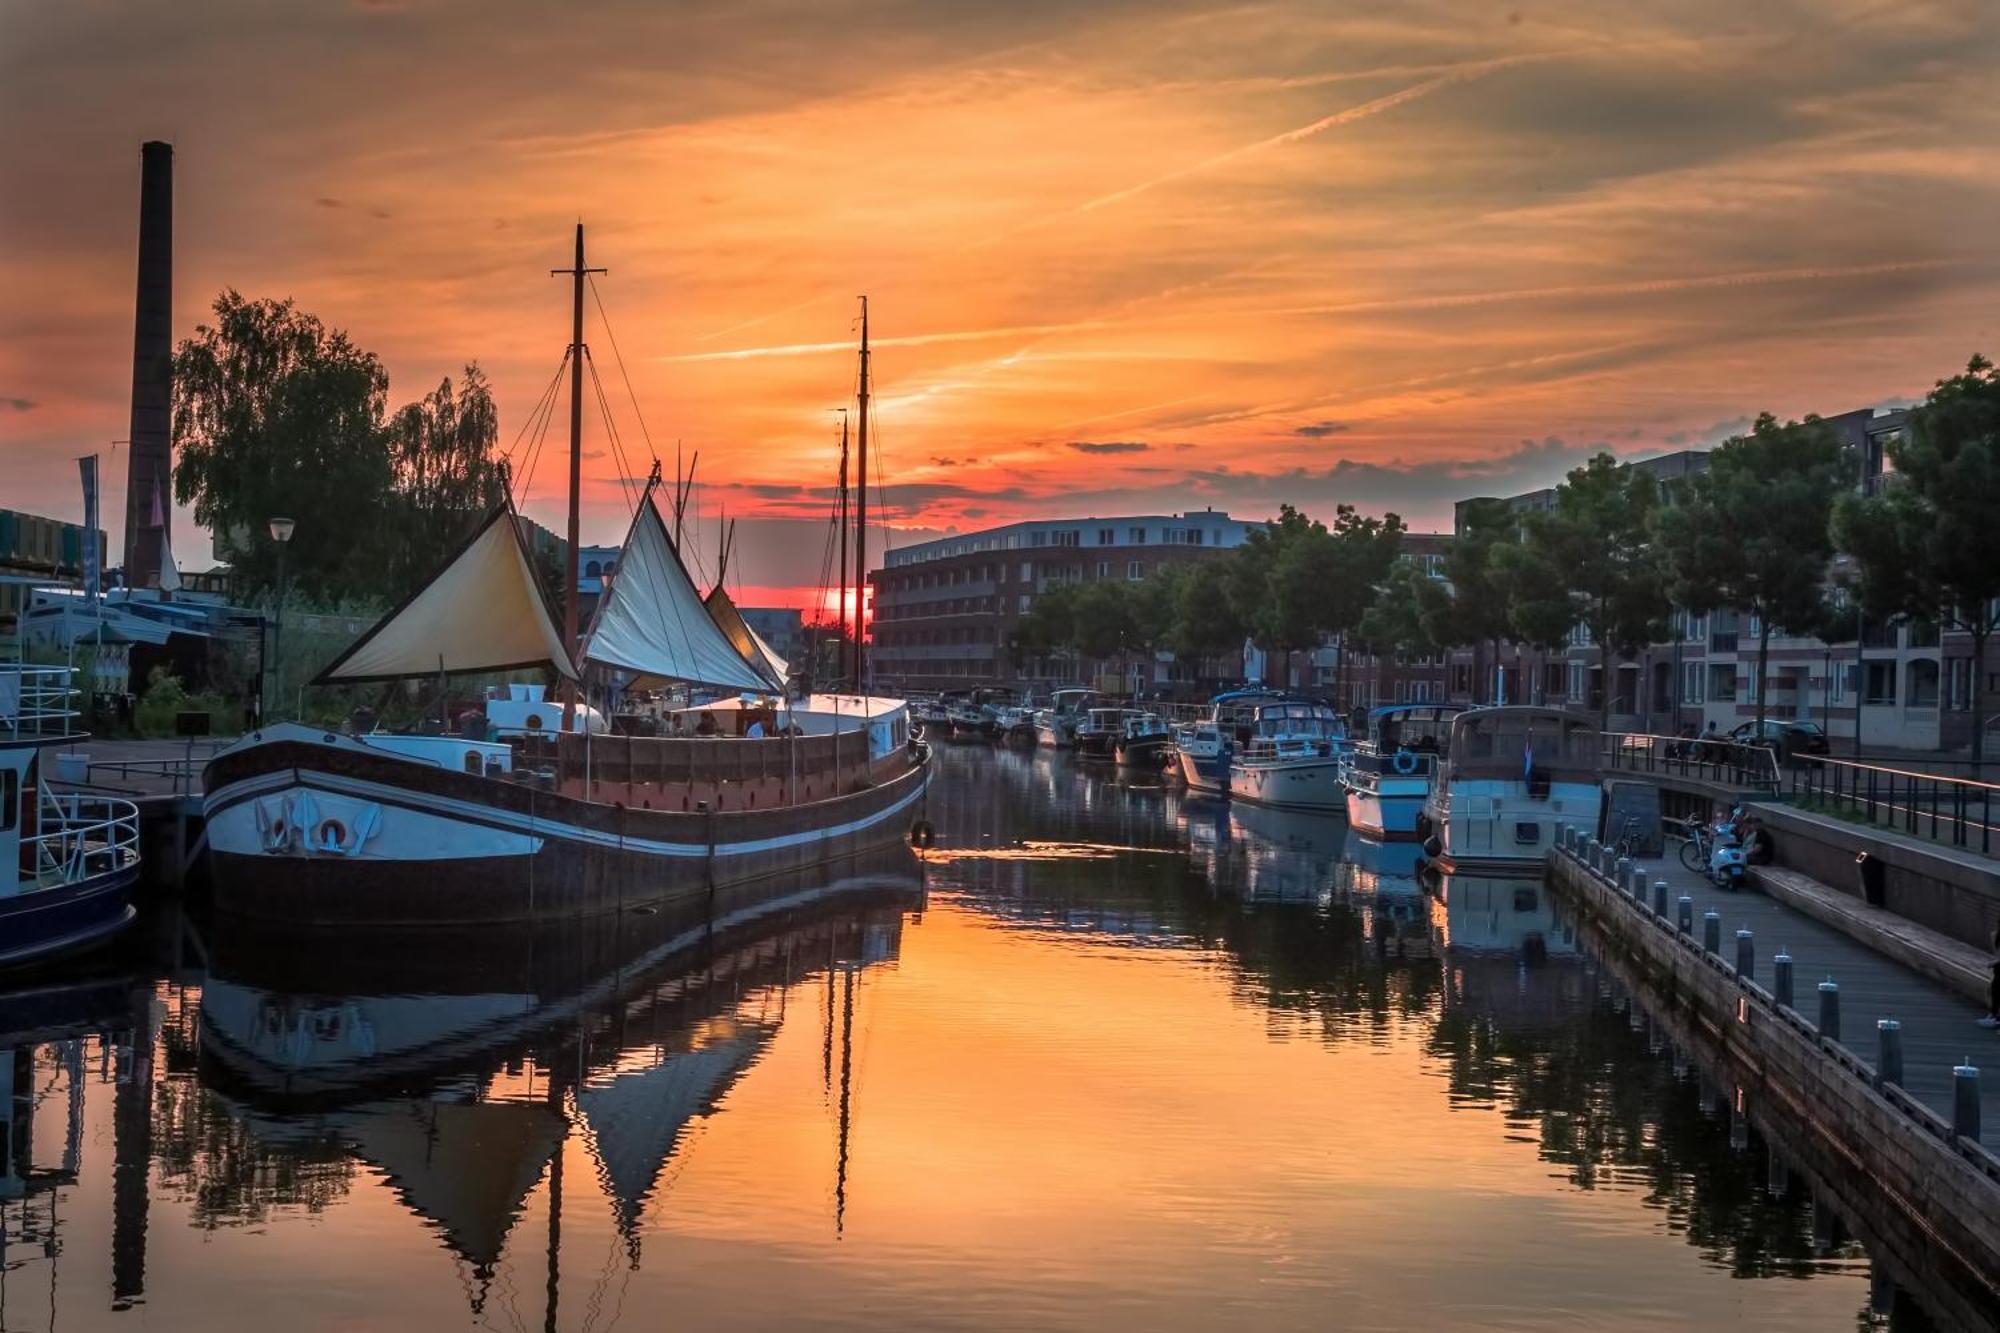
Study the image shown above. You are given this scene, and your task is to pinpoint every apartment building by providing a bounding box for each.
[1444,408,1980,751]
[869,511,1255,692]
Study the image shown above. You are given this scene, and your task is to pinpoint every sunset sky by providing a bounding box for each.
[3,0,1994,606]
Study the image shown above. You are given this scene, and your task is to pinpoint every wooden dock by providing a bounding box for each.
[1549,839,2000,1296]
[48,737,226,890]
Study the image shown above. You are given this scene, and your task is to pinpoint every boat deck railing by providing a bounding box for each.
[1,664,82,743]
[1600,730,1782,793]
[28,791,140,885]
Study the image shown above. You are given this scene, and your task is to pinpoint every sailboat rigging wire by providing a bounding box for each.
[582,349,641,517]
[500,349,570,472]
[587,275,662,468]
[512,358,568,508]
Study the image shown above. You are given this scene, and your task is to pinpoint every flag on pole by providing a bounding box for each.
[149,477,166,528]
[78,455,100,599]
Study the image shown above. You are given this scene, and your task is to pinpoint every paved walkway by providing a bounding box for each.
[1581,844,1993,1128]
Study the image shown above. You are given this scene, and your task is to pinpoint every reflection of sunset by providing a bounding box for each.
[6,3,1993,595]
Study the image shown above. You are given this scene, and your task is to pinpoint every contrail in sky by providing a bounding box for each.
[696,50,1567,344]
[1075,53,1546,214]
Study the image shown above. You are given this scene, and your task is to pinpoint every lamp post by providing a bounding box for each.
[267,517,295,722]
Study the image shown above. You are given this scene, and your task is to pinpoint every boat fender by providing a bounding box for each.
[1413,812,1431,841]
[909,819,936,849]
[1421,834,1443,860]
[1391,748,1420,776]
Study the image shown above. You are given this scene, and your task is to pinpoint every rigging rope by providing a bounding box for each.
[587,275,663,470]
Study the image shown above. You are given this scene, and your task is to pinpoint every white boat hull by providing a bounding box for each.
[1343,775,1431,840]
[1229,756,1345,811]
[1422,777,1603,873]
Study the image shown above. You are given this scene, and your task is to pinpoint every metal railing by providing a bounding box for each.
[1,664,82,742]
[82,743,223,797]
[1789,754,1998,857]
[1552,832,2000,1182]
[1599,730,1783,792]
[27,791,140,885]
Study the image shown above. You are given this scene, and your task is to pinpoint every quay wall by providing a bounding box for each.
[1569,899,2000,1330]
[1752,802,2000,952]
[1548,847,2000,1297]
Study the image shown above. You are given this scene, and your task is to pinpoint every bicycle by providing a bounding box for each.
[1608,814,1646,859]
[1677,816,1714,873]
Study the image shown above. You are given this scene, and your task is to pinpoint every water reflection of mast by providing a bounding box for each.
[834,964,855,1236]
[111,980,156,1311]
[544,1040,569,1333]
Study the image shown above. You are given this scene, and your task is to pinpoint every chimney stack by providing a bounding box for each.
[122,140,173,588]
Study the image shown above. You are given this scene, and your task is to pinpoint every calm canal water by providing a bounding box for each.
[0,744,1976,1330]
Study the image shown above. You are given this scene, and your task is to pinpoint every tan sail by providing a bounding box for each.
[703,584,790,687]
[316,504,576,683]
[582,494,777,693]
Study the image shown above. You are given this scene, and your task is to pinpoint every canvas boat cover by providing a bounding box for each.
[317,505,576,683]
[583,496,777,693]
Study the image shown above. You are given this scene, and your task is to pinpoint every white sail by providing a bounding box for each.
[584,496,778,692]
[703,585,790,686]
[317,505,576,683]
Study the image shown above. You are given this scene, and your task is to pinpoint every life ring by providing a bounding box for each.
[909,819,936,849]
[1391,748,1420,775]
[524,712,545,731]
[317,818,347,851]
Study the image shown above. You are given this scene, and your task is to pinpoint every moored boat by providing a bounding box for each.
[1113,711,1172,768]
[202,230,930,926]
[1033,688,1096,749]
[1340,703,1463,840]
[0,663,142,966]
[1172,688,1286,794]
[1228,698,1349,811]
[1418,706,1602,874]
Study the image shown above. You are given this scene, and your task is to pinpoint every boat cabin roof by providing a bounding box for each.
[1440,706,1599,779]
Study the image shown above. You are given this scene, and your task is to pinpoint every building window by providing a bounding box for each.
[1684,612,1707,642]
[1095,560,1110,578]
[1863,660,1897,705]
[1544,662,1564,698]
[1567,663,1586,702]
[1828,662,1845,702]
[1126,560,1143,580]
[1948,657,1970,710]
[1707,662,1736,702]
[1128,526,1146,543]
[1909,619,1941,648]
[1908,658,1940,707]
[1098,528,1114,545]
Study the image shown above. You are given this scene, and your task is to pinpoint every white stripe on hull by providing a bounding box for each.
[205,764,927,865]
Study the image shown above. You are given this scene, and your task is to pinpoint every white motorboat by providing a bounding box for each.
[1340,703,1463,840]
[1033,688,1097,749]
[1418,706,1603,874]
[1228,699,1349,811]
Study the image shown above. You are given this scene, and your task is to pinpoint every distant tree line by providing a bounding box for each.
[1013,354,2000,765]
[1010,503,1405,694]
[172,290,513,603]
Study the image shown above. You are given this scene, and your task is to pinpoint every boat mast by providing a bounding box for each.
[852,297,870,691]
[554,223,603,727]
[836,409,850,686]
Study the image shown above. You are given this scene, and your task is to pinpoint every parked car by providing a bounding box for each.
[1727,719,1829,757]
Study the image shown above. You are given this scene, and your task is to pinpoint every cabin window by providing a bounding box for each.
[0,769,14,830]
[1513,820,1540,844]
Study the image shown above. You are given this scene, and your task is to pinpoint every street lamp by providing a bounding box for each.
[267,517,295,723]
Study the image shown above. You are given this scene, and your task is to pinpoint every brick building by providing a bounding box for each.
[868,511,1255,693]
